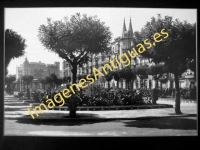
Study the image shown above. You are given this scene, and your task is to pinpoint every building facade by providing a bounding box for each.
[16,57,61,80]
[62,17,195,89]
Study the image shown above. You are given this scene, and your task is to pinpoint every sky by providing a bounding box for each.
[5,8,197,75]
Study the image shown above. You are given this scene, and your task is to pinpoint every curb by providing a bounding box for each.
[28,104,173,111]
[5,114,196,121]
[158,99,196,103]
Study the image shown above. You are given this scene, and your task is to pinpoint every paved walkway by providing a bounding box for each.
[158,97,196,103]
[4,96,197,120]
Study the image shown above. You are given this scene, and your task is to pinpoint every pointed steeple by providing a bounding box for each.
[128,17,133,38]
[122,18,127,37]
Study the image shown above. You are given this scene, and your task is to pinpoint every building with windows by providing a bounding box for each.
[16,57,61,80]
[62,17,196,89]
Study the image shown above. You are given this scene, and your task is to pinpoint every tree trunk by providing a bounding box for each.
[72,64,77,84]
[156,79,159,88]
[108,81,110,88]
[174,73,182,114]
[140,79,143,88]
[70,64,78,118]
[7,84,10,94]
[27,84,30,99]
[160,81,162,89]
[154,76,159,89]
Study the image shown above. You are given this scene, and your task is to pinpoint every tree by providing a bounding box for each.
[5,75,16,93]
[147,64,166,88]
[120,67,136,89]
[136,14,196,114]
[5,29,27,75]
[38,13,112,117]
[44,76,53,90]
[38,78,46,90]
[77,74,88,80]
[104,72,113,88]
[49,73,58,89]
[54,78,63,89]
[133,66,148,88]
[22,75,34,89]
[22,75,34,99]
[63,76,71,85]
[187,59,196,81]
[38,13,112,84]
[112,70,122,88]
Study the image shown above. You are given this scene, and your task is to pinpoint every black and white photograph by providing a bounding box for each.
[4,7,197,138]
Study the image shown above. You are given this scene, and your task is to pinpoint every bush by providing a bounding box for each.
[65,88,152,106]
[182,87,196,99]
[31,90,41,102]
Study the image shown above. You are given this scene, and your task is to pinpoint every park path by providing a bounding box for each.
[4,96,197,120]
[4,96,197,136]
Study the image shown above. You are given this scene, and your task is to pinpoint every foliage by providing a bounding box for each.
[5,29,27,75]
[38,78,46,90]
[186,59,196,80]
[134,14,196,114]
[5,75,16,93]
[54,78,63,87]
[49,73,57,81]
[186,59,196,72]
[22,75,34,88]
[77,74,88,80]
[38,13,112,84]
[104,72,113,82]
[41,88,152,107]
[44,76,53,87]
[147,64,167,88]
[137,14,196,76]
[133,65,148,80]
[38,13,113,117]
[63,76,71,83]
[5,75,16,85]
[147,64,165,79]
[112,70,121,81]
[181,87,196,99]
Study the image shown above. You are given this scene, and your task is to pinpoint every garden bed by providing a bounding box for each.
[46,104,173,111]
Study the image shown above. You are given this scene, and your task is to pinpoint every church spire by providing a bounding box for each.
[122,18,127,37]
[128,17,133,38]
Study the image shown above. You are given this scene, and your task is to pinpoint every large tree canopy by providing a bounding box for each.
[38,13,112,118]
[5,29,27,74]
[136,14,196,75]
[38,13,112,84]
[135,14,196,114]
